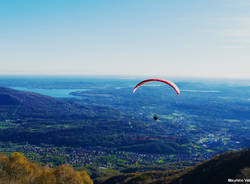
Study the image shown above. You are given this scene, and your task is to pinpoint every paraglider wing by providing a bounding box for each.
[133,78,180,95]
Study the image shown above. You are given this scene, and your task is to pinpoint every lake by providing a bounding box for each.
[11,87,88,98]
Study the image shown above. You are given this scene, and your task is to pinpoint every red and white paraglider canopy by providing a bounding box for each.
[133,78,180,95]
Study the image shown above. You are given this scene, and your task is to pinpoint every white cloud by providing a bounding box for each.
[230,17,250,22]
[217,17,250,23]
[213,15,250,48]
[223,29,250,37]
[221,45,250,49]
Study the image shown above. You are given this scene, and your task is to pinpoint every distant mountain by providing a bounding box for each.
[0,86,93,119]
[98,148,250,184]
[0,86,65,106]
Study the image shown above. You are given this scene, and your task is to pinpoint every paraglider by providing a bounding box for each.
[132,78,180,95]
[133,78,180,121]
[153,115,158,121]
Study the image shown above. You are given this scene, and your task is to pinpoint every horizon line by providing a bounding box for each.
[0,74,249,81]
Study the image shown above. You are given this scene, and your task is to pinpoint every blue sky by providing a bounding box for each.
[0,0,250,78]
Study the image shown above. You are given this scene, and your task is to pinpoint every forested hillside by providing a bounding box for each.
[0,152,93,184]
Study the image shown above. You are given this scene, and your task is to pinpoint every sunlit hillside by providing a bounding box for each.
[0,152,93,184]
[98,148,250,184]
